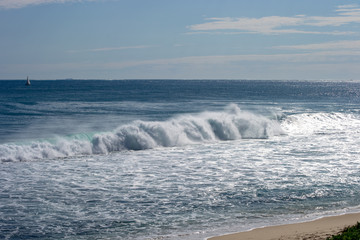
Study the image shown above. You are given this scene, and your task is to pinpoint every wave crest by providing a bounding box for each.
[1,104,283,162]
[281,112,360,136]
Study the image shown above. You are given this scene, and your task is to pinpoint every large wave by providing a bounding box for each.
[0,104,283,162]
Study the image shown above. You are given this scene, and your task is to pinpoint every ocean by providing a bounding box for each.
[1,79,360,239]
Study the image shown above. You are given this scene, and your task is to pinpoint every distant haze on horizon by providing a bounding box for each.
[1,0,360,80]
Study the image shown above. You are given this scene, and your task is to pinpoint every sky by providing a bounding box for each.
[1,0,360,80]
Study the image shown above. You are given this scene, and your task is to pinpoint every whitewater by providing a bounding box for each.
[1,80,360,240]
[1,104,284,162]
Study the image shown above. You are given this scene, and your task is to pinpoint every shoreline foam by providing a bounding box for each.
[208,212,360,240]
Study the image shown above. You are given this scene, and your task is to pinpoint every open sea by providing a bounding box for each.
[1,79,360,240]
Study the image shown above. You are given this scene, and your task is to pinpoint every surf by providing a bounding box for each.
[0,104,283,162]
[281,111,360,136]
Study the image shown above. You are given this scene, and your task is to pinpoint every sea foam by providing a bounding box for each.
[281,112,360,136]
[0,104,283,162]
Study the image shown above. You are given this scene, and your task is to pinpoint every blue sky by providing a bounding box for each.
[1,0,360,80]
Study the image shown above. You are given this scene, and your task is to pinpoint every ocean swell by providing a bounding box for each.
[0,104,283,162]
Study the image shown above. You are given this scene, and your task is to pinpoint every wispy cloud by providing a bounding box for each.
[275,40,360,50]
[98,50,360,70]
[5,50,360,79]
[188,5,360,35]
[67,45,152,53]
[0,0,96,9]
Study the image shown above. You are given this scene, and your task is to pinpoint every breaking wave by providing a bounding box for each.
[281,112,360,136]
[0,104,283,162]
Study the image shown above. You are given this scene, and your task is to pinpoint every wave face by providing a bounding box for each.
[0,104,283,162]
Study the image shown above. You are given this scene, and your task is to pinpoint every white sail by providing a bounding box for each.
[25,76,31,86]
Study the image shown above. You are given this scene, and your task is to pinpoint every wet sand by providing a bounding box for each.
[208,212,360,240]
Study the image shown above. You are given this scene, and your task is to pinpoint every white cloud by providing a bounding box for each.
[275,40,360,50]
[0,0,95,9]
[189,16,305,34]
[188,5,360,35]
[336,4,360,16]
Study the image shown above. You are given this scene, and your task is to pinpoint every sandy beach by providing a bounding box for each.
[208,213,360,240]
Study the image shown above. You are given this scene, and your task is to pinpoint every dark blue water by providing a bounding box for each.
[2,79,360,102]
[1,80,359,144]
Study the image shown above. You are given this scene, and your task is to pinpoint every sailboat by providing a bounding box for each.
[25,76,31,86]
